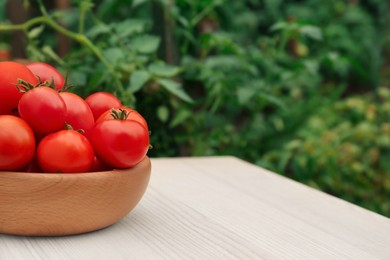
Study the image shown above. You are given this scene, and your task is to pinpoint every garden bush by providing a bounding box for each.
[0,0,389,216]
[261,88,390,215]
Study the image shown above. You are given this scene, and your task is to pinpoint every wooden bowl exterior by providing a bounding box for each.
[0,157,151,236]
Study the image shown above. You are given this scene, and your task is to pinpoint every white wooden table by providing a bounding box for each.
[1,156,390,260]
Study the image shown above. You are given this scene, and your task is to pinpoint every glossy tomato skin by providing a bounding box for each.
[37,130,94,173]
[91,120,149,169]
[18,86,67,135]
[59,92,95,139]
[96,106,148,131]
[0,115,35,171]
[26,62,65,90]
[85,92,122,120]
[0,61,38,115]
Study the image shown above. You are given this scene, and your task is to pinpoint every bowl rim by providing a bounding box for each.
[0,156,150,177]
[0,156,151,236]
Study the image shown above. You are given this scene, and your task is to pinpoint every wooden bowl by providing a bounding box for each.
[0,157,151,236]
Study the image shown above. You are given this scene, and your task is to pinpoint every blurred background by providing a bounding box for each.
[0,0,389,216]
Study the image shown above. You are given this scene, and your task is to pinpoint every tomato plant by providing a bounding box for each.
[85,92,122,120]
[37,128,94,173]
[60,92,95,139]
[18,86,67,134]
[0,61,38,115]
[91,110,149,168]
[0,115,35,171]
[96,106,148,131]
[26,62,65,90]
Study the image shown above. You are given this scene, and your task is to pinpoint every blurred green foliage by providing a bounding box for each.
[0,0,389,216]
[262,87,390,215]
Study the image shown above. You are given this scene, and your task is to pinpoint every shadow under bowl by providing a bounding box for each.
[0,157,151,236]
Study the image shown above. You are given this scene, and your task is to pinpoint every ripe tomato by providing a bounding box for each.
[96,106,148,131]
[85,92,122,120]
[25,156,42,173]
[0,61,38,115]
[0,49,10,60]
[18,86,67,135]
[90,156,111,172]
[37,129,94,173]
[26,62,65,90]
[0,115,35,171]
[91,118,149,168]
[59,92,95,139]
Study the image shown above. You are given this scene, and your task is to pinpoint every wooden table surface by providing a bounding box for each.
[1,156,389,260]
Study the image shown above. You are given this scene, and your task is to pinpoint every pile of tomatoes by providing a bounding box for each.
[0,61,150,173]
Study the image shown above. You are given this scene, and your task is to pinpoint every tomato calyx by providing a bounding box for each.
[56,73,74,92]
[17,74,74,93]
[64,122,85,134]
[110,108,131,120]
[37,74,74,92]
[16,78,46,92]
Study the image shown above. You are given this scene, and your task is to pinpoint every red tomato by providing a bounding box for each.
[91,119,149,169]
[90,156,111,172]
[96,106,148,131]
[59,92,95,139]
[37,130,94,173]
[0,115,35,171]
[25,155,41,173]
[0,49,10,61]
[0,61,38,115]
[18,86,67,134]
[26,62,65,90]
[85,92,122,120]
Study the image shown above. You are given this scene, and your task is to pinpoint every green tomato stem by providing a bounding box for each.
[0,15,134,104]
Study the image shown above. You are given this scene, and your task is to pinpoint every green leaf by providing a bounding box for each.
[28,25,45,39]
[170,109,192,128]
[86,24,110,39]
[237,87,257,104]
[103,48,124,65]
[115,19,146,39]
[42,46,64,65]
[148,63,181,77]
[270,21,287,32]
[79,0,94,12]
[177,16,189,28]
[130,35,160,54]
[157,106,169,122]
[157,79,193,103]
[0,0,7,20]
[204,55,241,69]
[129,70,151,93]
[88,70,108,89]
[26,44,45,62]
[68,71,87,87]
[131,0,148,8]
[259,92,286,110]
[300,25,322,41]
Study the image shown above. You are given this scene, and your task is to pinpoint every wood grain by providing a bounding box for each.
[0,157,151,236]
[0,156,389,259]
